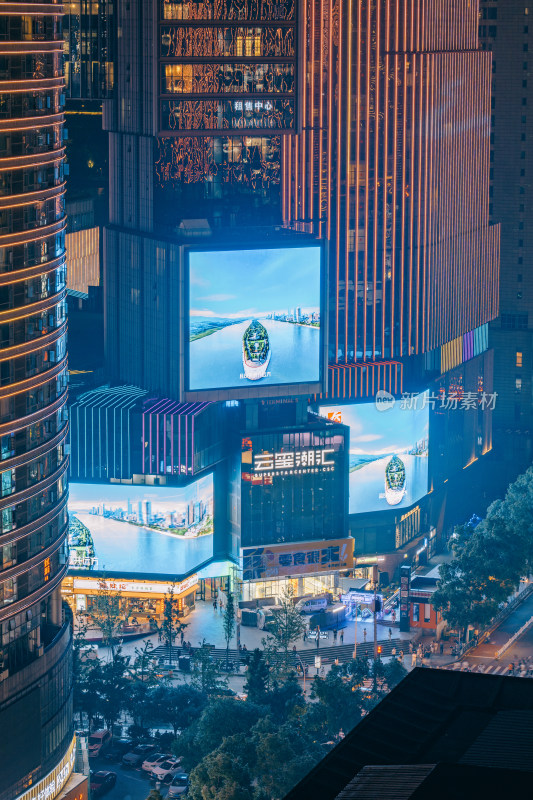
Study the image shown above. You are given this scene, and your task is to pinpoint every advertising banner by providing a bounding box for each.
[318,394,429,514]
[68,477,214,579]
[188,245,322,391]
[241,538,354,580]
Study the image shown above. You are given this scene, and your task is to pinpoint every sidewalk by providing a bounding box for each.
[104,598,419,662]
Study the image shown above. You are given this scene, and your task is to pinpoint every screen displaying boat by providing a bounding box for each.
[242,319,271,380]
[188,245,322,391]
[317,394,429,514]
[384,455,407,505]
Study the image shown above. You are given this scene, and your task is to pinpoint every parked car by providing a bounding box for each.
[141,753,172,774]
[295,596,329,614]
[88,730,113,758]
[150,759,182,783]
[167,773,189,797]
[103,738,137,762]
[90,771,117,797]
[122,744,158,768]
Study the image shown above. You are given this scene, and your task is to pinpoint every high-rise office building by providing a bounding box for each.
[0,4,73,799]
[284,0,499,377]
[63,0,115,104]
[479,2,533,489]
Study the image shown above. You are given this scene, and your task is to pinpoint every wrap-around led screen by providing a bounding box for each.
[68,476,214,578]
[318,395,429,514]
[188,246,321,391]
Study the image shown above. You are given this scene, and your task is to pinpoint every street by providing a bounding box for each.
[443,589,533,675]
[91,754,168,800]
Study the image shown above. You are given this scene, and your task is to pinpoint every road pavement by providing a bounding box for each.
[438,589,533,676]
[90,754,174,800]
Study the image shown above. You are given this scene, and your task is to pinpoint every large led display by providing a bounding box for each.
[187,246,322,391]
[68,476,214,578]
[318,396,429,514]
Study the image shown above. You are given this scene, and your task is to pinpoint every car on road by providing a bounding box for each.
[150,759,182,783]
[88,730,113,758]
[90,771,117,797]
[141,753,173,774]
[103,738,137,762]
[167,773,189,797]
[122,744,158,768]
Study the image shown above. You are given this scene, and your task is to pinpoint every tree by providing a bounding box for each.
[263,586,305,677]
[149,684,207,736]
[266,672,305,722]
[98,647,131,729]
[382,657,407,690]
[190,639,228,695]
[188,750,255,800]
[309,664,363,739]
[251,718,322,799]
[131,638,160,684]
[223,592,236,669]
[145,790,164,800]
[125,680,152,734]
[150,584,189,667]
[244,648,270,703]
[83,578,125,664]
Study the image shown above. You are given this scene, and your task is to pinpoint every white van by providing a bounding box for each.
[295,596,328,614]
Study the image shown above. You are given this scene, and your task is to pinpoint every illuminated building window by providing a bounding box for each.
[44,556,51,581]
[516,377,523,392]
[516,351,523,368]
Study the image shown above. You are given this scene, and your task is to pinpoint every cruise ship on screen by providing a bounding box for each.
[242,319,271,380]
[384,454,406,505]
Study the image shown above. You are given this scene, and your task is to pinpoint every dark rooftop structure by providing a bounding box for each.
[284,668,533,800]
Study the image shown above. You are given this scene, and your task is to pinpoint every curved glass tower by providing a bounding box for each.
[0,4,73,799]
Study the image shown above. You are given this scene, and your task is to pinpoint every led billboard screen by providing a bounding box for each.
[318,395,429,514]
[68,476,214,578]
[187,246,322,392]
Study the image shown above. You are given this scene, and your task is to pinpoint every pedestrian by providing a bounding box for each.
[219,598,223,612]
[409,641,413,654]
[392,647,397,658]
[440,640,444,655]
[213,598,217,611]
[399,649,404,664]
[388,628,392,641]
[363,628,367,643]
[303,628,307,643]
[333,629,338,643]
[293,644,297,653]
[180,629,185,645]
[411,651,417,667]
[340,630,344,645]
[391,610,396,623]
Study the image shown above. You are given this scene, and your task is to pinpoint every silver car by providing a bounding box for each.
[167,773,189,798]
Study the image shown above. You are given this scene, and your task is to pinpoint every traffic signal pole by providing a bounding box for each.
[373,566,378,660]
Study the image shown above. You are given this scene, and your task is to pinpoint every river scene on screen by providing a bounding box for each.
[318,396,429,514]
[188,247,321,390]
[67,478,214,577]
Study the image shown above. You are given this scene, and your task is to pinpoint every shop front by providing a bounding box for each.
[240,538,354,602]
[62,573,199,633]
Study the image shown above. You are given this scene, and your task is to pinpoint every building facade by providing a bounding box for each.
[479,1,533,492]
[0,3,73,799]
[94,0,500,599]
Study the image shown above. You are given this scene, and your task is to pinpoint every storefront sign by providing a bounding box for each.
[15,737,76,800]
[72,574,198,597]
[241,538,354,580]
[354,555,386,565]
[341,592,382,605]
[399,564,411,632]
[252,448,335,476]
